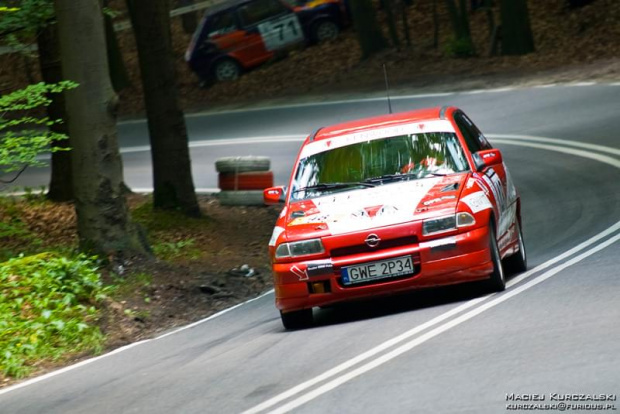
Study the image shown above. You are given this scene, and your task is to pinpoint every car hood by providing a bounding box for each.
[284,174,468,238]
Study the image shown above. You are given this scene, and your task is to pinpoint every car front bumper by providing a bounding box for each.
[273,226,493,312]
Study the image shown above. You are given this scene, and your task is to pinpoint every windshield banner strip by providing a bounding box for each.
[300,120,455,158]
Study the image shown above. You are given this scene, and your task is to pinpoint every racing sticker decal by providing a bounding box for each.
[302,178,442,235]
[290,265,309,281]
[258,14,303,51]
[269,226,285,246]
[306,260,334,277]
[461,191,492,213]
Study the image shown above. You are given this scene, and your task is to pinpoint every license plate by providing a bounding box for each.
[341,256,414,286]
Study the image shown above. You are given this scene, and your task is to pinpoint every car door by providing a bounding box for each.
[236,0,303,66]
[454,111,517,242]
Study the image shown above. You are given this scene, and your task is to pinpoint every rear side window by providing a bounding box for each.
[206,11,238,37]
[238,0,288,26]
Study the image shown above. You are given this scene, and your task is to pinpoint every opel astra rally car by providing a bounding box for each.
[264,106,527,329]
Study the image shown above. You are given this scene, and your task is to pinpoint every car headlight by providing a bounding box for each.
[423,212,476,236]
[275,238,325,258]
[423,215,456,236]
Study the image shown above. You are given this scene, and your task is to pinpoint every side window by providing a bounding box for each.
[206,11,238,37]
[459,113,492,150]
[455,114,482,153]
[238,0,288,27]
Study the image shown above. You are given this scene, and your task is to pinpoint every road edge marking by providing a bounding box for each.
[266,234,620,414]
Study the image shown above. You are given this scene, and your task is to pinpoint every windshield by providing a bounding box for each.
[291,132,469,200]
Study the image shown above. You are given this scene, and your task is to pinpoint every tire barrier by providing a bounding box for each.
[215,156,273,206]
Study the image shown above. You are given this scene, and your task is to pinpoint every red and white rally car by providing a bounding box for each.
[264,106,527,329]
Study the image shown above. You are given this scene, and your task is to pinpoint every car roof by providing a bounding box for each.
[204,0,253,16]
[312,107,450,142]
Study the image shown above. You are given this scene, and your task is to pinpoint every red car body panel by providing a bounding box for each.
[267,106,522,314]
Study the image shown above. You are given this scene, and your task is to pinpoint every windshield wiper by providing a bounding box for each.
[293,182,375,194]
[363,173,415,184]
[422,171,450,177]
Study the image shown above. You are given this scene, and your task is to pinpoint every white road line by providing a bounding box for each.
[488,134,620,157]
[243,135,620,414]
[492,139,620,170]
[266,233,620,414]
[570,81,598,87]
[118,135,306,154]
[242,221,620,414]
[482,87,516,93]
[115,81,618,121]
[183,93,456,117]
[113,133,620,159]
[507,221,620,289]
[0,289,274,396]
[2,135,619,399]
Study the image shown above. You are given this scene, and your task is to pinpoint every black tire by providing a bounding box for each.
[485,225,506,292]
[503,220,527,274]
[280,308,313,330]
[212,58,241,82]
[311,20,339,43]
[215,156,271,173]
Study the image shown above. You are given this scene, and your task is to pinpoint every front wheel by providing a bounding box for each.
[503,220,527,274]
[280,308,313,330]
[485,225,506,292]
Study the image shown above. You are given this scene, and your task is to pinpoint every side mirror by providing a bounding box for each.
[263,186,286,205]
[473,149,503,171]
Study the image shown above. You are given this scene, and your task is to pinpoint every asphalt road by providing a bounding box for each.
[2,83,619,413]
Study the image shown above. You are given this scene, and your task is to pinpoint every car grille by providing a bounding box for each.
[330,235,418,257]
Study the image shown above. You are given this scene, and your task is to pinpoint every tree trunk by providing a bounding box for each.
[500,0,535,55]
[384,0,401,48]
[53,0,149,257]
[36,23,73,202]
[401,1,412,47]
[103,1,131,92]
[444,0,475,56]
[350,0,387,59]
[433,0,439,49]
[126,0,201,217]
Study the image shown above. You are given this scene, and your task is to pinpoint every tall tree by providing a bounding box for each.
[444,0,475,56]
[500,0,535,55]
[126,0,200,217]
[0,0,73,200]
[349,0,387,58]
[0,0,129,200]
[53,0,148,256]
[37,23,73,201]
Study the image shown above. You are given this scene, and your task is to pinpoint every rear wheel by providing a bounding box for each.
[280,308,313,330]
[485,225,506,292]
[213,58,241,82]
[503,220,527,274]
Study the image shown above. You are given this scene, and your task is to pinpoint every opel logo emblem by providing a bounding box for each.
[365,234,381,248]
